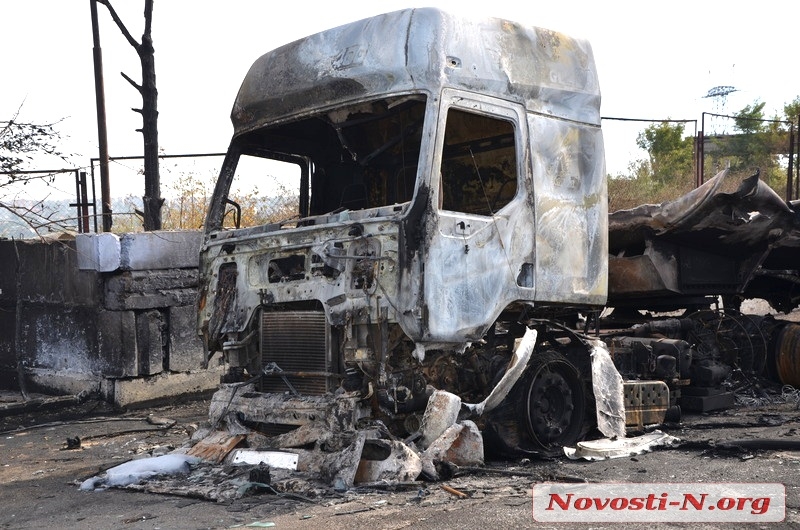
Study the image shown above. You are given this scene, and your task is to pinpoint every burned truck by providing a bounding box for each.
[197,8,615,456]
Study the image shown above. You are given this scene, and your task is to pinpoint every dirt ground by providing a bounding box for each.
[1,381,799,530]
[0,300,797,530]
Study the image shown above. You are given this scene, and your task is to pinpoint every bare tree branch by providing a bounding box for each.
[1,102,69,178]
[121,71,143,93]
[0,202,52,241]
[95,0,140,50]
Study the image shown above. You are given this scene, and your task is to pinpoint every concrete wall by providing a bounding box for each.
[0,231,221,407]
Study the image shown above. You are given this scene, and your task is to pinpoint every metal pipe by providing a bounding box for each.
[90,0,112,232]
[796,116,800,200]
[79,171,90,232]
[699,112,707,186]
[787,123,795,202]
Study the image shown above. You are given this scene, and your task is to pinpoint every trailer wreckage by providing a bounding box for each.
[195,8,800,486]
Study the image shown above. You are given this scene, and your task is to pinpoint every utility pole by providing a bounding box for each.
[90,0,113,232]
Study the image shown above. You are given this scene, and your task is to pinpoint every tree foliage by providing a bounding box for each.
[708,98,796,193]
[610,95,800,211]
[635,121,695,187]
[608,121,696,211]
[784,97,800,126]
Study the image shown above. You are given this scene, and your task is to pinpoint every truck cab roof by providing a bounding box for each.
[231,7,601,136]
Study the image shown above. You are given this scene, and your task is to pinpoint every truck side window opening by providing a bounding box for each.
[440,109,518,215]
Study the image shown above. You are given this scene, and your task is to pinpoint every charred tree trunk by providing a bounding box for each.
[98,0,162,231]
[139,27,161,230]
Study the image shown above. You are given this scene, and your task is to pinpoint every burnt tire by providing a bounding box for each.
[484,350,588,457]
[521,350,586,453]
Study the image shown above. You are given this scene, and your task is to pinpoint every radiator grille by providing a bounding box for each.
[260,310,330,395]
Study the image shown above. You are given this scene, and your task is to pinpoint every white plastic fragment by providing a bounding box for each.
[230,449,298,470]
[79,454,200,491]
[590,339,626,439]
[564,430,680,461]
[464,328,537,417]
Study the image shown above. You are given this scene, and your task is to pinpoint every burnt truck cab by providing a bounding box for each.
[199,8,607,453]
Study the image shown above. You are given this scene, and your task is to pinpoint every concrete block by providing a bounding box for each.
[25,368,103,396]
[0,240,17,302]
[17,304,97,372]
[105,366,224,409]
[354,439,422,483]
[120,231,203,271]
[97,310,138,377]
[422,420,484,467]
[76,232,121,272]
[169,304,205,371]
[17,240,99,305]
[136,310,164,376]
[0,306,15,369]
[104,269,198,311]
[420,390,461,449]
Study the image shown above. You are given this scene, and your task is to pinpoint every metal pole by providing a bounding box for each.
[788,123,795,202]
[698,112,706,186]
[79,171,90,233]
[90,161,98,233]
[73,169,82,232]
[796,116,800,202]
[90,0,113,232]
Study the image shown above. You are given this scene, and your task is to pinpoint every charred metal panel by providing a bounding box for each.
[678,246,739,292]
[529,115,607,305]
[200,219,404,338]
[208,263,240,339]
[231,8,601,137]
[609,170,793,253]
[423,95,530,342]
[608,255,672,298]
[608,170,800,311]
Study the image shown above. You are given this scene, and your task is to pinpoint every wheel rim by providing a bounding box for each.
[524,355,585,451]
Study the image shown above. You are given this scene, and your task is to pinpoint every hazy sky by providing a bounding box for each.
[2,1,799,200]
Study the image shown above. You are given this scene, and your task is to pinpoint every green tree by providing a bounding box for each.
[635,121,695,187]
[782,96,800,125]
[714,99,795,193]
[607,121,696,211]
[734,101,766,134]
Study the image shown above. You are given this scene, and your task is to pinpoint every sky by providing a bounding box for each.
[2,0,799,203]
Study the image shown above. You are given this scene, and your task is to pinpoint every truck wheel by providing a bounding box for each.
[522,350,586,453]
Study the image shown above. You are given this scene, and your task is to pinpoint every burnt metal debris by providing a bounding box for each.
[182,7,800,491]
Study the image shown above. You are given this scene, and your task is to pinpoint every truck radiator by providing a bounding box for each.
[260,310,331,395]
